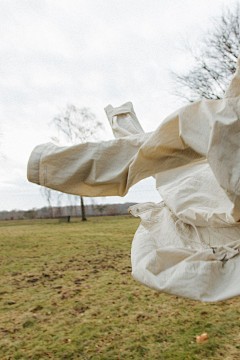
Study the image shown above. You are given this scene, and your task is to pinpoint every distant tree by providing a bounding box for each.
[40,187,53,218]
[55,193,63,218]
[106,205,119,216]
[24,209,37,219]
[171,3,240,102]
[51,104,104,221]
[67,194,80,217]
[96,204,107,216]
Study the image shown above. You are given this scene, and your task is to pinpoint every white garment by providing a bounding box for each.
[28,56,240,302]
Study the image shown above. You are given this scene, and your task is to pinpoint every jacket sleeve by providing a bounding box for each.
[27,133,151,197]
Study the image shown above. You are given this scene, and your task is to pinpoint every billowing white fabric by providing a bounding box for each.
[28,55,240,302]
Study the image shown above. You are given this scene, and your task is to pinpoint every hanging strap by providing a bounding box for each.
[175,219,211,249]
[175,219,240,261]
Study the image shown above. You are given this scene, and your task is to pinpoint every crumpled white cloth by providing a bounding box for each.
[28,55,240,302]
[129,202,240,302]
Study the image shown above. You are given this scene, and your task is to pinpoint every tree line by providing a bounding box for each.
[0,203,136,221]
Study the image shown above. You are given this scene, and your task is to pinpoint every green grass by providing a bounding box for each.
[1,216,240,359]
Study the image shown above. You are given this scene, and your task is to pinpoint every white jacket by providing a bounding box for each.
[28,56,240,302]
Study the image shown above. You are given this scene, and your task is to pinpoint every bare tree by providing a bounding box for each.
[67,194,79,217]
[171,3,240,102]
[55,192,63,218]
[51,104,104,221]
[40,187,54,218]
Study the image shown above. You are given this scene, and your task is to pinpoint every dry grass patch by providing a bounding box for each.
[1,216,240,359]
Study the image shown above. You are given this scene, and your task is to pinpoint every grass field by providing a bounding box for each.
[1,216,240,360]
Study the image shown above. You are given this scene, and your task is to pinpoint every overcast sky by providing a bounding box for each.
[0,0,238,211]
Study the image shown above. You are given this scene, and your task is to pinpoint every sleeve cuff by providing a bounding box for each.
[27,143,50,185]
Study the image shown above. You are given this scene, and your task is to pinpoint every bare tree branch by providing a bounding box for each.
[50,104,104,221]
[171,3,240,102]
